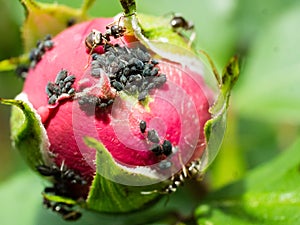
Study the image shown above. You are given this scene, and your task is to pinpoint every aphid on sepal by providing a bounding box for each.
[43,197,82,221]
[36,164,87,196]
[36,163,87,221]
[29,35,54,68]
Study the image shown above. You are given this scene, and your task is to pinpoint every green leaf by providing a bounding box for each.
[0,170,200,225]
[84,136,165,213]
[0,171,44,225]
[0,94,50,171]
[20,0,93,51]
[195,138,300,225]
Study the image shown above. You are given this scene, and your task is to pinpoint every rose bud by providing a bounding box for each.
[2,9,239,220]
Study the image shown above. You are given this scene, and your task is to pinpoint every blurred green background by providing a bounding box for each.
[0,0,300,224]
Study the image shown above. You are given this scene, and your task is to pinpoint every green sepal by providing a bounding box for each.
[84,137,164,213]
[195,138,300,225]
[0,94,50,171]
[220,56,239,104]
[138,14,192,51]
[20,0,95,51]
[0,54,29,72]
[122,13,195,63]
[43,193,78,206]
[202,56,240,170]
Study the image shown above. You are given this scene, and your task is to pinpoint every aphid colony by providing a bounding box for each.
[90,44,167,102]
[36,164,87,221]
[16,35,54,79]
[29,35,54,68]
[45,69,76,105]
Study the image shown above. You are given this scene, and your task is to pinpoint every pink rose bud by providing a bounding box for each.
[8,14,236,220]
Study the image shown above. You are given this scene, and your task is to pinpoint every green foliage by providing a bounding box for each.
[196,139,300,225]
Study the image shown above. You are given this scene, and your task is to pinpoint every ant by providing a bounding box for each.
[170,15,194,31]
[169,14,196,47]
[85,24,126,52]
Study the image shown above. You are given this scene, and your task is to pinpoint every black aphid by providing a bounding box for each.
[147,129,160,144]
[112,81,124,91]
[55,70,68,84]
[139,120,147,133]
[66,18,76,27]
[162,140,173,156]
[138,90,148,101]
[48,95,58,105]
[15,64,29,79]
[150,144,163,156]
[64,75,76,83]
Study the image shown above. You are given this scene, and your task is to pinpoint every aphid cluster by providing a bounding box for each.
[15,35,54,79]
[78,95,114,109]
[85,25,126,51]
[91,45,167,102]
[36,164,87,221]
[150,139,173,157]
[46,69,76,105]
[139,120,173,157]
[29,34,54,68]
[147,128,173,157]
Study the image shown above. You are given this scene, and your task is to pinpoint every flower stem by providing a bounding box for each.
[119,0,136,16]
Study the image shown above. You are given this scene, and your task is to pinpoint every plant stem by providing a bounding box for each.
[119,0,136,16]
[81,0,96,14]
